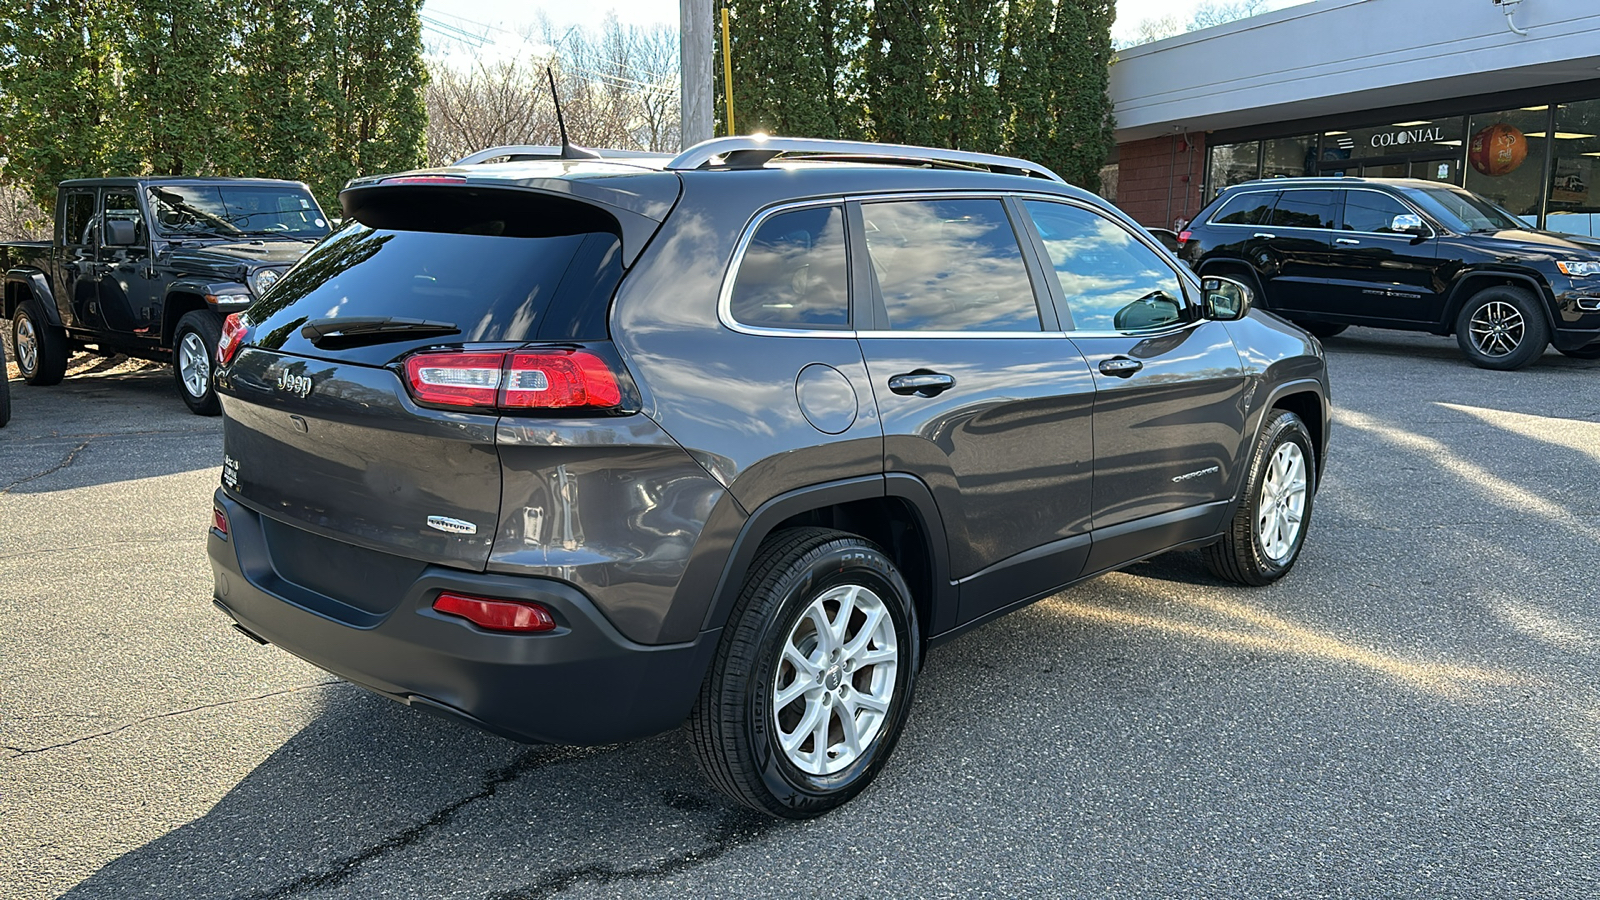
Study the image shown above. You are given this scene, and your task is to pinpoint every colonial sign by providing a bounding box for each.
[1370,126,1446,148]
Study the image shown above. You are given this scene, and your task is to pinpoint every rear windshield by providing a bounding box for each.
[245,221,623,361]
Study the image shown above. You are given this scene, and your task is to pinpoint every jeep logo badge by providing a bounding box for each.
[276,369,313,399]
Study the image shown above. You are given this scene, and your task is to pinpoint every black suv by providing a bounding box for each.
[207,137,1330,818]
[1179,177,1600,370]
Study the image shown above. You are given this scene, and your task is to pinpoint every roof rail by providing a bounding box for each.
[453,145,665,166]
[665,136,1065,182]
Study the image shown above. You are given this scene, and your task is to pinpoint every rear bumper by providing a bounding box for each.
[207,490,718,745]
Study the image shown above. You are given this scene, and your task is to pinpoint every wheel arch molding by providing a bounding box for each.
[5,270,62,326]
[1441,270,1554,335]
[696,474,957,644]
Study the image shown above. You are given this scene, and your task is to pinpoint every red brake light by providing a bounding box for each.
[403,349,625,411]
[1177,230,1192,247]
[218,314,248,365]
[504,350,622,409]
[433,592,557,632]
[404,352,505,407]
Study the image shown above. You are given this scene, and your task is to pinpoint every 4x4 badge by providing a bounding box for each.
[427,515,478,535]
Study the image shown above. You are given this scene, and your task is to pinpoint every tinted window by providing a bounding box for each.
[247,223,623,358]
[63,192,95,245]
[1211,191,1277,226]
[861,198,1039,332]
[1340,191,1413,233]
[1023,200,1187,332]
[729,205,849,329]
[1402,186,1522,232]
[146,184,329,239]
[104,191,146,243]
[1270,190,1336,229]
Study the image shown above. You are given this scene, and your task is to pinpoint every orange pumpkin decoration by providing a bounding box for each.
[1468,123,1528,176]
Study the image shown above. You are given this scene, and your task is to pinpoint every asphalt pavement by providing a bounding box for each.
[3,330,1599,899]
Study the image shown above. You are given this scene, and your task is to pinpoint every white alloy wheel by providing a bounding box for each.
[1468,299,1525,358]
[1257,441,1308,563]
[178,331,211,398]
[772,583,899,776]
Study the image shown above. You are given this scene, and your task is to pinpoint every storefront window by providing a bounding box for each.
[1324,118,1465,163]
[1261,136,1315,179]
[1208,141,1259,197]
[1464,107,1550,225]
[1545,99,1600,237]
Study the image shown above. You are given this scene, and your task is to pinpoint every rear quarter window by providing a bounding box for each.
[1209,191,1278,226]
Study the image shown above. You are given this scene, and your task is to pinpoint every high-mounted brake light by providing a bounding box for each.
[218,313,249,365]
[402,349,625,411]
[380,175,468,185]
[433,592,557,633]
[1177,230,1192,247]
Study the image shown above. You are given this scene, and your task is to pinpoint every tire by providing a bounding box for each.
[1558,344,1600,360]
[172,310,223,416]
[689,527,921,819]
[1301,322,1349,339]
[0,337,11,428]
[11,297,69,386]
[1454,286,1549,370]
[1205,409,1316,586]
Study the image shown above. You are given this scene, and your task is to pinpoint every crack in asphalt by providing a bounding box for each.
[486,808,777,900]
[2,682,342,758]
[239,745,616,900]
[1,439,91,493]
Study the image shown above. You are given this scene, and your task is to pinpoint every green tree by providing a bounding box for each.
[934,0,1004,152]
[718,0,865,138]
[865,0,938,146]
[1047,0,1115,189]
[236,0,324,183]
[0,0,130,207]
[121,0,245,176]
[999,0,1055,165]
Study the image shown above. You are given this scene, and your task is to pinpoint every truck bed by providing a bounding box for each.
[1,239,51,275]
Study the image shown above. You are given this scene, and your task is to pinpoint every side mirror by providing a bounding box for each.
[1391,214,1428,237]
[1201,276,1252,321]
[104,219,139,246]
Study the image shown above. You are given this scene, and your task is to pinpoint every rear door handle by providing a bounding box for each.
[1098,357,1144,377]
[1334,238,1361,246]
[1252,232,1277,239]
[888,371,955,397]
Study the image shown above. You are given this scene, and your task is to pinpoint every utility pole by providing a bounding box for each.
[680,0,714,149]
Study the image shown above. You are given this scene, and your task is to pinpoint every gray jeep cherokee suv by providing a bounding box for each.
[207,137,1330,818]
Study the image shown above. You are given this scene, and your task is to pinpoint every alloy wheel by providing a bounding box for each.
[772,583,899,776]
[15,316,39,375]
[1468,300,1524,358]
[1257,441,1307,563]
[178,331,210,398]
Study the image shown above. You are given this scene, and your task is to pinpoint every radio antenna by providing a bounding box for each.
[547,67,599,160]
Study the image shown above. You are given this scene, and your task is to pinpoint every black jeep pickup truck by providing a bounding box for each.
[1,177,330,413]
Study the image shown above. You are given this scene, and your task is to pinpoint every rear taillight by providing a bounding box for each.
[403,349,624,412]
[218,314,248,365]
[405,352,505,408]
[1177,230,1192,247]
[433,592,557,632]
[211,507,229,539]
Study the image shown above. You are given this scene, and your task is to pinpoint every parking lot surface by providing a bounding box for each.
[4,331,1599,899]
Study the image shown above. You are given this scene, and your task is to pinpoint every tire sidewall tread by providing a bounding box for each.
[173,310,223,416]
[1205,409,1316,586]
[1454,285,1549,371]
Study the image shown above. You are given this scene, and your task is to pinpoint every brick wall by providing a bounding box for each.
[1115,133,1207,230]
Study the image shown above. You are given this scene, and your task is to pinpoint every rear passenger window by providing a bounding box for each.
[729,205,850,329]
[63,192,95,246]
[861,198,1040,332]
[1341,191,1413,233]
[1023,200,1187,332]
[1210,191,1277,226]
[1270,190,1336,229]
